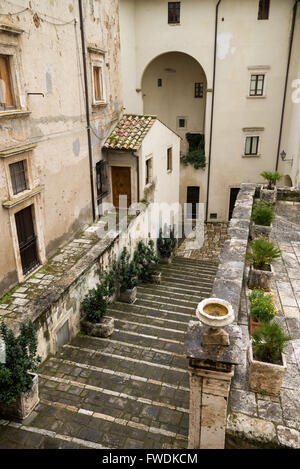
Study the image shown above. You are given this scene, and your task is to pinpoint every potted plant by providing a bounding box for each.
[134,240,161,284]
[247,238,281,291]
[157,225,177,264]
[248,288,277,335]
[81,283,114,337]
[250,201,275,240]
[100,260,118,303]
[259,171,283,204]
[116,247,138,303]
[0,320,41,421]
[248,321,290,395]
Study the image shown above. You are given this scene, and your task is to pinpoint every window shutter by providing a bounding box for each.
[0,55,14,108]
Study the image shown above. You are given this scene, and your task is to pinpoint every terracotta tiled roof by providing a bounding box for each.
[103,114,157,151]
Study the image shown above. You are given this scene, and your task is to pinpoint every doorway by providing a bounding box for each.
[186,186,200,219]
[111,166,132,208]
[15,205,39,275]
[229,188,240,220]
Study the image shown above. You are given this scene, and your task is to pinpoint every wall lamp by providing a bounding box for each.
[280,150,293,166]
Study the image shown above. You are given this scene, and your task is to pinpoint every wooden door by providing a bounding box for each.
[15,205,38,274]
[111,166,131,208]
[186,186,200,219]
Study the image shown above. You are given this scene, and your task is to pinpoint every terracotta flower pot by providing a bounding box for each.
[0,373,39,421]
[81,317,114,338]
[248,344,287,395]
[249,314,260,335]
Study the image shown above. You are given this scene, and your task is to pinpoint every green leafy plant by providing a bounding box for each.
[249,289,277,323]
[260,171,283,190]
[100,260,118,299]
[246,239,281,270]
[0,321,41,406]
[251,201,275,227]
[82,283,107,323]
[180,133,206,169]
[157,225,177,259]
[116,247,138,292]
[134,240,159,282]
[252,321,290,364]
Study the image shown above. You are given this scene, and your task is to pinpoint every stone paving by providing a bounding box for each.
[0,257,218,449]
[227,200,300,449]
[176,222,228,262]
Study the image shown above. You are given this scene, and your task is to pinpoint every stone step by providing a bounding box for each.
[56,344,190,389]
[160,266,216,281]
[160,263,218,276]
[173,257,218,267]
[137,284,203,302]
[38,374,189,438]
[136,290,199,308]
[160,274,214,289]
[105,310,190,331]
[159,280,212,295]
[110,300,195,319]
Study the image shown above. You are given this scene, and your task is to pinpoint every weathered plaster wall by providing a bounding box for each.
[0,0,123,296]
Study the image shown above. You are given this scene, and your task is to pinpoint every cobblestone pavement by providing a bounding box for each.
[177,223,228,262]
[0,257,218,449]
[228,201,300,449]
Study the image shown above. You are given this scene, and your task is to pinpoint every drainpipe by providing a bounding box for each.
[132,153,140,202]
[205,0,222,222]
[78,0,96,220]
[275,0,299,171]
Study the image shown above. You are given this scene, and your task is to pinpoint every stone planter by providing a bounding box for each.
[118,286,137,303]
[260,186,277,205]
[81,316,114,338]
[0,373,39,421]
[248,344,287,395]
[248,265,273,291]
[160,254,173,264]
[250,222,272,241]
[151,271,161,284]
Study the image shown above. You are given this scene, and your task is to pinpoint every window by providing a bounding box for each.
[96,161,108,199]
[0,54,15,111]
[167,148,173,171]
[195,82,203,98]
[145,157,153,184]
[258,0,270,20]
[93,65,104,102]
[245,136,259,156]
[249,74,265,96]
[168,2,180,24]
[9,160,27,195]
[157,78,162,87]
[178,117,187,129]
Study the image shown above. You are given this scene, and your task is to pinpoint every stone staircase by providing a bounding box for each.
[0,257,218,449]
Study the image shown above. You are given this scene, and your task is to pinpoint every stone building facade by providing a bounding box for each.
[119,0,300,220]
[0,0,122,296]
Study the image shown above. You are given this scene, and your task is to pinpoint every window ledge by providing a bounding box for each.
[168,23,181,26]
[242,154,261,158]
[0,110,31,120]
[2,185,43,209]
[0,143,37,159]
[167,169,173,174]
[92,101,108,108]
[246,95,266,99]
[0,23,24,35]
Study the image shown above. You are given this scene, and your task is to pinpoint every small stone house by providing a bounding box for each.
[102,114,181,208]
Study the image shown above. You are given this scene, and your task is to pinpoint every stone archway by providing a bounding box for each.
[141,51,207,155]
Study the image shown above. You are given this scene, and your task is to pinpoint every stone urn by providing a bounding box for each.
[248,265,274,291]
[81,316,114,338]
[250,222,272,241]
[151,271,162,284]
[196,298,235,346]
[260,186,277,205]
[0,373,39,421]
[248,344,287,395]
[118,286,137,304]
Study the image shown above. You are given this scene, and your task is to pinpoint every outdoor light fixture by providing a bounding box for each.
[280,150,293,166]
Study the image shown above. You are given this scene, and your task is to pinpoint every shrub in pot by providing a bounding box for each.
[259,171,283,204]
[81,284,114,337]
[100,260,118,303]
[133,240,160,284]
[247,238,281,291]
[0,320,41,420]
[250,201,275,240]
[248,288,277,334]
[157,225,177,263]
[116,247,138,303]
[248,321,290,395]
